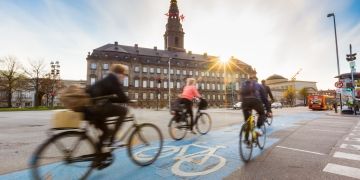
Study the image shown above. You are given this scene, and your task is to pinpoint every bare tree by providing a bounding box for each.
[24,59,47,107]
[0,56,24,107]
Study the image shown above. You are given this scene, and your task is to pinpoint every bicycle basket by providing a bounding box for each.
[198,98,208,110]
[51,110,84,129]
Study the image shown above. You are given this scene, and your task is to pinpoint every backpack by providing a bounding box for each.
[59,85,91,112]
[241,80,255,97]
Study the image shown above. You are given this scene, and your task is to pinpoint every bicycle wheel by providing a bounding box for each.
[196,113,212,135]
[168,116,188,140]
[266,115,273,126]
[128,123,163,166]
[257,124,266,149]
[239,123,253,162]
[30,131,96,180]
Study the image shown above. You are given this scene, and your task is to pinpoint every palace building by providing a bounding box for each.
[86,0,256,108]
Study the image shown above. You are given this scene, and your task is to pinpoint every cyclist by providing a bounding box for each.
[241,75,271,136]
[85,64,129,164]
[261,80,275,103]
[179,78,201,133]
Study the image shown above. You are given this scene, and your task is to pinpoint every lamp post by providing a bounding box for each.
[156,78,161,111]
[50,61,60,108]
[168,57,172,110]
[327,12,343,110]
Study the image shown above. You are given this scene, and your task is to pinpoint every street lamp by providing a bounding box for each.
[168,57,172,110]
[327,12,343,110]
[50,61,60,107]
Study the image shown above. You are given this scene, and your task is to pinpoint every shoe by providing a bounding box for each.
[254,128,263,136]
[243,140,251,148]
[94,152,113,170]
[187,129,197,134]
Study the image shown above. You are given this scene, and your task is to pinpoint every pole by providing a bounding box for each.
[328,13,343,111]
[168,58,171,110]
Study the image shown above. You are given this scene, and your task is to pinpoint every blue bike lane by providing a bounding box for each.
[1,111,323,180]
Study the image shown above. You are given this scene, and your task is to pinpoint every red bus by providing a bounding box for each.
[308,95,335,110]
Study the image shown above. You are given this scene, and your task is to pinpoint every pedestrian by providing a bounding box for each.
[333,101,338,113]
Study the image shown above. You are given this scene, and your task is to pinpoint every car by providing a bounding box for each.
[233,102,242,110]
[271,102,282,109]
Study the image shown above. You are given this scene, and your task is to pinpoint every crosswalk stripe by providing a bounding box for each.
[334,152,360,161]
[345,137,360,142]
[323,163,360,179]
[340,144,360,151]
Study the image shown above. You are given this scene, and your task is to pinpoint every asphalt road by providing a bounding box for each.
[0,107,359,180]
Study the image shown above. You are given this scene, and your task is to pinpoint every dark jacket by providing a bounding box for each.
[262,84,274,102]
[86,73,129,103]
[241,80,271,112]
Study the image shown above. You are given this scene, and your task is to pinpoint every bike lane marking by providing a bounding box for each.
[0,111,323,180]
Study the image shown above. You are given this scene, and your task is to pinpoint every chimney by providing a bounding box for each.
[154,46,157,51]
[203,53,208,58]
[188,51,192,55]
[135,44,138,48]
[114,41,118,46]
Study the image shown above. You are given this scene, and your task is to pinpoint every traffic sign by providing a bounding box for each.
[335,81,344,88]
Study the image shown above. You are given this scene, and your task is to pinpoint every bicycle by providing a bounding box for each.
[168,98,211,140]
[239,110,266,162]
[30,95,163,180]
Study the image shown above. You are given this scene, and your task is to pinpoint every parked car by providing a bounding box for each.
[233,102,242,110]
[271,102,282,109]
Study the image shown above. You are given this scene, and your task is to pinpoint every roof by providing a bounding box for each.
[93,43,216,61]
[266,74,287,80]
[335,73,360,79]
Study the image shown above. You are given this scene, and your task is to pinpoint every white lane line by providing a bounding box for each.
[276,146,326,155]
[334,152,360,161]
[310,129,347,133]
[340,144,360,151]
[349,133,360,136]
[345,137,360,142]
[323,163,360,179]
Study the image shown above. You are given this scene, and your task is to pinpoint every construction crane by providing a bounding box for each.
[291,68,302,81]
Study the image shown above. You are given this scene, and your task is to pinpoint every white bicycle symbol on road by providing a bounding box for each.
[134,143,226,177]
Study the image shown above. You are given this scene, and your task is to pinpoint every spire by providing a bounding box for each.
[164,0,185,52]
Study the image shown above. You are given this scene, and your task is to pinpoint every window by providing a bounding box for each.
[143,67,147,73]
[218,95,220,100]
[213,95,215,100]
[241,74,245,78]
[170,81,174,89]
[143,80,147,88]
[223,84,226,90]
[103,64,109,70]
[183,70,186,75]
[236,83,239,90]
[90,77,96,85]
[201,72,204,76]
[150,67,154,73]
[157,68,161,74]
[195,71,199,76]
[164,81,168,88]
[201,83,205,90]
[207,83,210,90]
[212,84,215,90]
[164,68,168,74]
[90,63,97,70]
[143,93,147,99]
[196,83,199,89]
[135,93,138,99]
[223,95,226,100]
[170,69,174,74]
[135,66,140,72]
[150,93,154,100]
[164,93,168,100]
[150,80,154,88]
[217,84,221,90]
[207,94,210,99]
[212,72,215,77]
[176,69,180,75]
[134,80,139,87]
[124,76,129,87]
[176,81,181,89]
[236,74,239,78]
[206,72,209,76]
[217,72,220,77]
[189,71,193,76]
[247,74,250,79]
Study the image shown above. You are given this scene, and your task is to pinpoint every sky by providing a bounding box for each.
[0,0,360,90]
